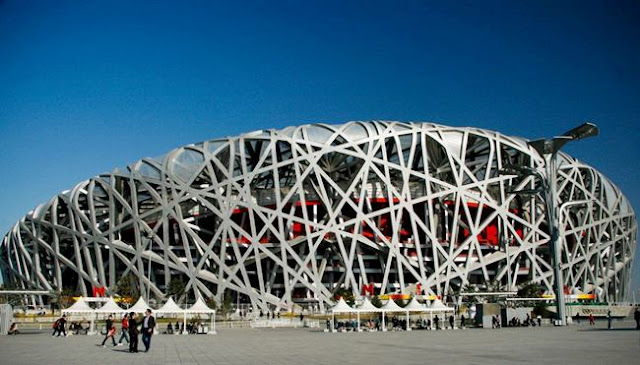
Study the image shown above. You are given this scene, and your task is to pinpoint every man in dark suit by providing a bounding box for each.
[141,308,156,352]
[128,312,139,353]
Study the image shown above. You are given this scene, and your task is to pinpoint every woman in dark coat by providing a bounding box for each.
[128,312,139,353]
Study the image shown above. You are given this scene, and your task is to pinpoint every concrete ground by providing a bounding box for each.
[1,320,638,365]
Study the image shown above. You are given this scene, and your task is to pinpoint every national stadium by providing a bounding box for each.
[0,121,636,311]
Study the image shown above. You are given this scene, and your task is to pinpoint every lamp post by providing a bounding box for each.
[527,122,599,326]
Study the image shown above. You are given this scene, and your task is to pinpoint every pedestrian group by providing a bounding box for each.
[78,309,156,353]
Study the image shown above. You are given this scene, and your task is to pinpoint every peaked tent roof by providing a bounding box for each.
[355,297,381,312]
[403,297,428,312]
[62,297,94,314]
[429,299,454,312]
[185,297,215,313]
[128,297,151,313]
[328,298,355,313]
[95,297,125,313]
[155,297,184,313]
[380,299,404,312]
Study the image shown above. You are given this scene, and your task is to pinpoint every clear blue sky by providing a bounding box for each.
[1,1,638,297]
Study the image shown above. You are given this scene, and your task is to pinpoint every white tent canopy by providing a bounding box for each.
[402,297,428,331]
[429,299,454,312]
[128,297,151,313]
[328,298,356,333]
[379,299,404,332]
[404,297,428,312]
[155,297,184,314]
[62,297,102,335]
[380,299,403,312]
[355,297,381,312]
[95,297,125,313]
[184,297,216,335]
[62,298,94,314]
[185,297,215,313]
[354,297,381,332]
[328,298,355,313]
[424,299,453,330]
[61,297,97,334]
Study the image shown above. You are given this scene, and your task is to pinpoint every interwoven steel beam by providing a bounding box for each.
[1,122,636,311]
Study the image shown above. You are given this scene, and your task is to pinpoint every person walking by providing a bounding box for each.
[52,314,67,337]
[607,310,612,330]
[448,315,455,330]
[117,313,130,346]
[51,317,61,337]
[434,315,440,330]
[141,308,156,352]
[101,314,117,347]
[460,315,466,329]
[589,313,595,326]
[128,312,139,353]
[634,308,640,330]
[537,315,542,327]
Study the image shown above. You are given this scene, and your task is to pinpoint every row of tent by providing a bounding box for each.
[329,297,454,314]
[62,296,215,315]
[328,297,454,332]
[61,296,216,335]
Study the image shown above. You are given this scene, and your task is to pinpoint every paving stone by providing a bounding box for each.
[1,320,638,365]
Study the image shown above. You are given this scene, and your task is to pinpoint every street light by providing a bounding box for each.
[528,122,598,326]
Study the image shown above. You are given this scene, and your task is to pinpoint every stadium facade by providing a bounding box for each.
[0,122,636,311]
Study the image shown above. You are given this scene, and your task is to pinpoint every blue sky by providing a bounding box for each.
[1,1,639,296]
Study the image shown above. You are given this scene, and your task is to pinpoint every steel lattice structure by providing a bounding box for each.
[1,122,636,310]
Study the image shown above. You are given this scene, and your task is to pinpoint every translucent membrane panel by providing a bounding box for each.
[440,130,465,159]
[206,140,226,155]
[172,148,205,183]
[135,161,162,180]
[342,123,369,142]
[280,126,300,139]
[392,123,411,131]
[306,125,335,144]
[601,179,616,211]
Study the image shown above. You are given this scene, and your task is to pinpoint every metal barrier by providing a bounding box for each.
[250,318,321,329]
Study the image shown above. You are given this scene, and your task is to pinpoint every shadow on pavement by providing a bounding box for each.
[3,332,43,336]
[111,349,133,353]
[580,328,639,331]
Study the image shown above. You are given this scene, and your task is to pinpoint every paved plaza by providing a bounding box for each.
[1,320,638,365]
